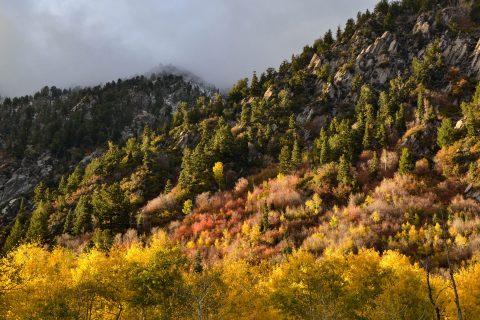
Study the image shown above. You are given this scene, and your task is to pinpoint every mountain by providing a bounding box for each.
[1,1,480,318]
[0,71,217,224]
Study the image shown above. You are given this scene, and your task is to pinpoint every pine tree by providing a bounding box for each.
[363,125,372,150]
[319,128,329,165]
[178,148,194,191]
[463,104,477,138]
[67,165,83,193]
[63,209,74,234]
[34,182,47,204]
[91,183,131,232]
[416,91,425,123]
[212,118,235,160]
[73,195,92,235]
[164,179,173,194]
[336,26,343,40]
[58,175,68,195]
[250,71,261,96]
[337,155,351,185]
[437,118,455,148]
[395,104,406,133]
[376,123,387,148]
[378,91,392,121]
[399,148,415,175]
[291,140,301,169]
[240,104,251,127]
[261,201,270,232]
[278,145,292,174]
[26,201,51,244]
[2,199,28,253]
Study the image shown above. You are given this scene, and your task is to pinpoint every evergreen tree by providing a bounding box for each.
[336,26,343,40]
[376,123,387,148]
[63,209,74,234]
[399,148,415,175]
[66,165,83,193]
[319,128,329,165]
[164,179,173,194]
[91,183,131,232]
[73,195,92,235]
[212,118,235,160]
[240,104,251,127]
[26,201,51,244]
[363,125,373,150]
[323,29,334,45]
[58,176,68,195]
[250,71,261,96]
[337,155,351,185]
[34,182,47,204]
[278,145,292,174]
[437,118,455,148]
[466,108,476,138]
[356,85,374,129]
[291,140,301,169]
[395,104,406,133]
[463,103,477,138]
[261,201,270,232]
[415,91,425,123]
[378,91,393,121]
[179,148,195,191]
[2,199,28,253]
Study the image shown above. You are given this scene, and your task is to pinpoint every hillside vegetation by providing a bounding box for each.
[1,0,480,318]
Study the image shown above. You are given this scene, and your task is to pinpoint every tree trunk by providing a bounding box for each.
[447,253,463,320]
[424,261,441,320]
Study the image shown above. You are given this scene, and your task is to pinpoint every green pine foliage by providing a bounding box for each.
[278,146,292,174]
[2,200,28,253]
[399,148,415,175]
[437,118,456,148]
[26,201,52,244]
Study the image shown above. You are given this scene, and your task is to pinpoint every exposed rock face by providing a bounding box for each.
[465,184,480,203]
[413,13,432,35]
[0,152,57,224]
[471,39,480,78]
[401,123,438,159]
[300,4,480,136]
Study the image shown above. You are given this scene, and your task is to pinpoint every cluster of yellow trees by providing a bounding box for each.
[0,230,478,320]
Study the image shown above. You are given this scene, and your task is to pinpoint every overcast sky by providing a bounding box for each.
[0,0,377,96]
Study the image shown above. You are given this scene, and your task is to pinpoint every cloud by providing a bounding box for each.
[0,0,377,96]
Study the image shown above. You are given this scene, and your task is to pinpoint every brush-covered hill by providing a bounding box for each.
[0,71,217,223]
[1,0,480,318]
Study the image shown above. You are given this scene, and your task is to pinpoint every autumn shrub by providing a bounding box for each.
[435,142,463,177]
[449,195,480,217]
[267,175,303,209]
[309,163,337,195]
[414,158,430,175]
[234,178,249,195]
[195,191,233,214]
[141,187,183,215]
[302,232,328,254]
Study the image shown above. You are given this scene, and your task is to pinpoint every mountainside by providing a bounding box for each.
[2,0,480,318]
[0,73,216,223]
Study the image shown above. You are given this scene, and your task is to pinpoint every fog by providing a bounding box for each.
[0,0,378,96]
